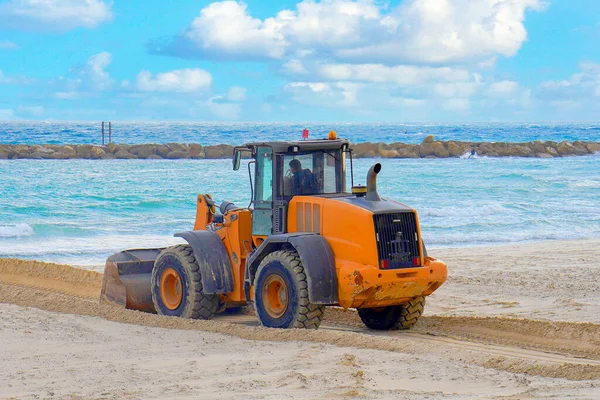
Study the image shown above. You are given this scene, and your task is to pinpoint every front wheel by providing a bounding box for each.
[358,297,426,330]
[254,249,324,329]
[151,244,219,319]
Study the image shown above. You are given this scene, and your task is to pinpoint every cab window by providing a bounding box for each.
[255,147,273,202]
[282,150,344,197]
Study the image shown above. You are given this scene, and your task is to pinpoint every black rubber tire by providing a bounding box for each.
[151,244,219,319]
[254,249,324,329]
[357,297,426,330]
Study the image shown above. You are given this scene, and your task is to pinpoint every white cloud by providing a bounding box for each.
[157,0,544,64]
[0,0,113,32]
[86,52,113,90]
[519,88,532,107]
[284,82,333,104]
[538,62,600,101]
[286,82,331,93]
[0,40,20,50]
[226,86,247,102]
[280,61,484,107]
[207,97,242,120]
[488,80,519,97]
[540,79,570,91]
[481,81,531,110]
[138,96,175,109]
[477,57,497,69]
[550,100,580,110]
[278,61,537,114]
[136,68,212,93]
[281,79,436,114]
[340,0,546,64]
[0,108,15,120]
[433,82,480,98]
[49,52,113,98]
[163,1,286,60]
[282,59,308,75]
[16,105,44,116]
[443,98,471,111]
[199,86,248,120]
[336,82,361,106]
[54,91,81,100]
[276,0,381,50]
[0,70,34,85]
[284,81,361,107]
[315,63,472,86]
[394,98,427,107]
[148,0,545,119]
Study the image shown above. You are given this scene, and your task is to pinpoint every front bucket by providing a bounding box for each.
[100,248,164,313]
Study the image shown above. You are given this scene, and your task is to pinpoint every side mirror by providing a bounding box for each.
[233,150,242,171]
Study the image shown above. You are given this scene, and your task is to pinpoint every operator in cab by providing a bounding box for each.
[288,159,317,195]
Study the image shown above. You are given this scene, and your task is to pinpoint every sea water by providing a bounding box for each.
[2,121,600,145]
[1,150,599,269]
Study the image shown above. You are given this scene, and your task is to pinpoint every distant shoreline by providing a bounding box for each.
[1,136,599,159]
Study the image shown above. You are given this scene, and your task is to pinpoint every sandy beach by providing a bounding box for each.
[1,239,600,399]
[3,0,599,398]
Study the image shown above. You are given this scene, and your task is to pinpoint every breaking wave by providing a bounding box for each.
[0,223,34,238]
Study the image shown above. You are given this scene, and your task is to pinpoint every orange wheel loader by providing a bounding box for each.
[100,134,447,330]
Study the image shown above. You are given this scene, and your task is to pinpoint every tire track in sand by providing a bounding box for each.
[220,315,600,366]
[324,307,600,360]
[1,258,600,381]
[0,274,99,299]
[0,258,101,299]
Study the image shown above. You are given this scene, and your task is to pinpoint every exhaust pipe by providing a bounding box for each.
[366,163,382,201]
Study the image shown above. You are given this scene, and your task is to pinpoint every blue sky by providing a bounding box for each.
[0,0,599,122]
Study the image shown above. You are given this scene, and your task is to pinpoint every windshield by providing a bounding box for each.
[280,149,345,197]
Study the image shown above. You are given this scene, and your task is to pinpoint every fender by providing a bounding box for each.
[174,230,234,294]
[245,233,338,305]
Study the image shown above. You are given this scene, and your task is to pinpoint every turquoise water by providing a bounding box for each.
[1,155,599,269]
[2,121,600,145]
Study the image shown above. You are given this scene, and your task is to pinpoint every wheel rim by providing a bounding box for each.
[262,274,289,319]
[160,268,183,310]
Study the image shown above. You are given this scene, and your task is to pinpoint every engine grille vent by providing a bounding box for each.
[373,212,421,269]
[273,202,287,234]
[296,202,321,233]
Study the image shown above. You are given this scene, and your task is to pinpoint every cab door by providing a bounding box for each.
[252,146,273,236]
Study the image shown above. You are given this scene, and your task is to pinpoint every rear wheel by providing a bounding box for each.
[358,297,425,330]
[254,249,324,329]
[151,244,219,319]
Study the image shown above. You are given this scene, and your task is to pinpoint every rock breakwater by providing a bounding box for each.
[1,136,599,160]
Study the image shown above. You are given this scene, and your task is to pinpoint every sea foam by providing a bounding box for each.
[0,223,34,238]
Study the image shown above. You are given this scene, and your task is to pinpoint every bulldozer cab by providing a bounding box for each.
[233,139,351,236]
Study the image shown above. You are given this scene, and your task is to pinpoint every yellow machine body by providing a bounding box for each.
[100,137,447,329]
[190,193,447,310]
